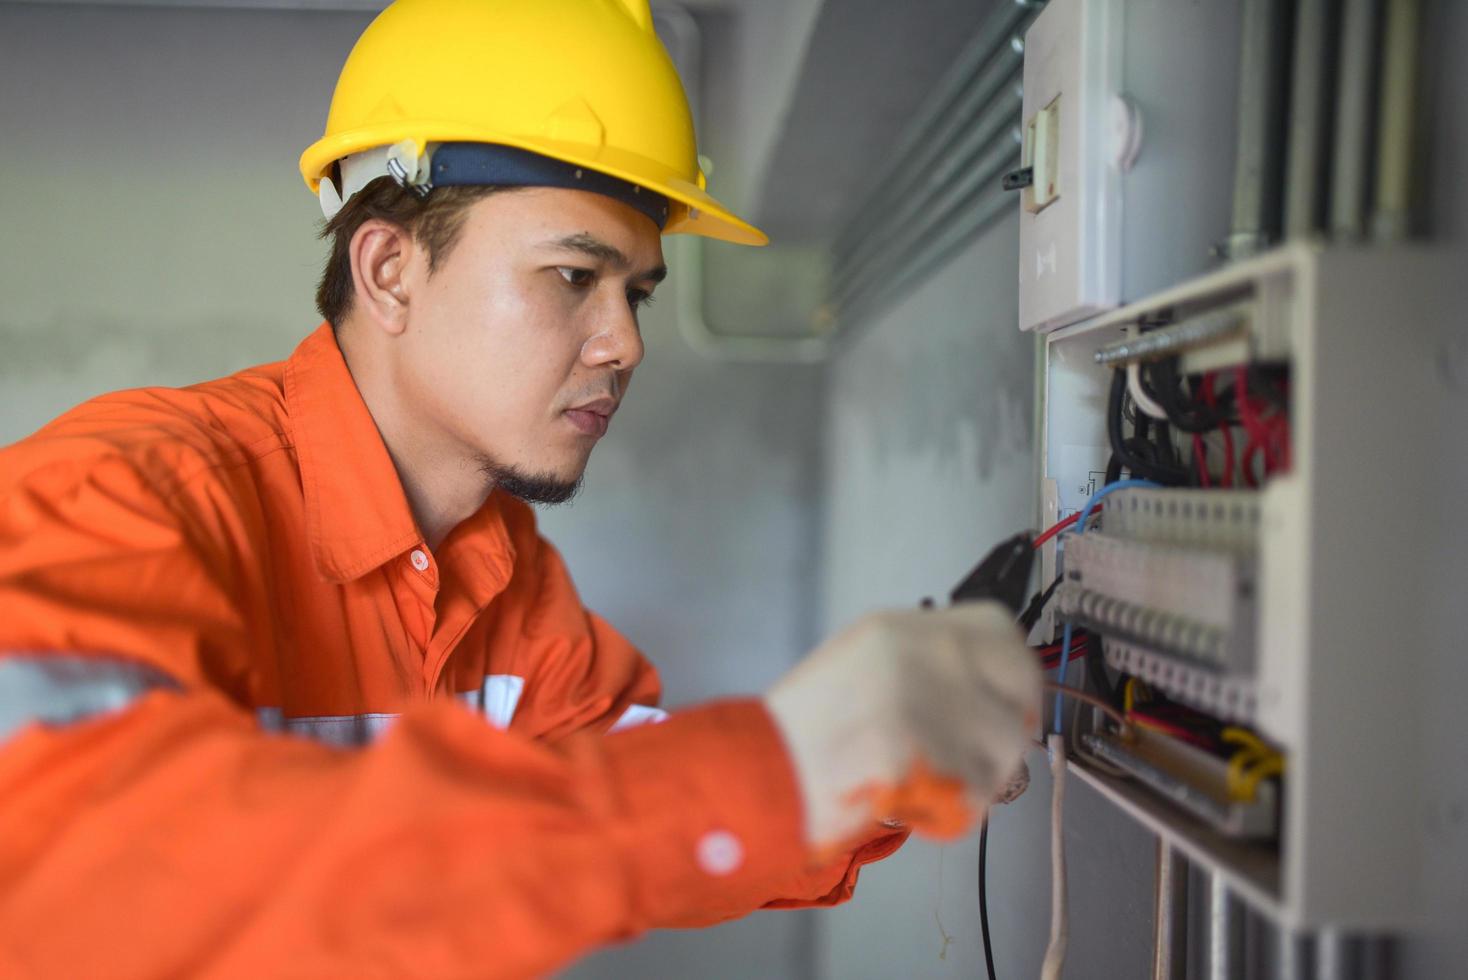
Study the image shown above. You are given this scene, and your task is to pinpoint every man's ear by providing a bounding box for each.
[348,219,415,335]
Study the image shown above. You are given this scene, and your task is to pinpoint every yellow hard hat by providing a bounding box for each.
[299,0,767,246]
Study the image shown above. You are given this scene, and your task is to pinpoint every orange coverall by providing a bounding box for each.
[0,324,903,978]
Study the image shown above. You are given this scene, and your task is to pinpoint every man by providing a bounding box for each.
[0,0,1039,976]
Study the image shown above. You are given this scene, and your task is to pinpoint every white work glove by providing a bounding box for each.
[763,602,1041,849]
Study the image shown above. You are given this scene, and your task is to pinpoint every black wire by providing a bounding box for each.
[979,817,997,980]
[1153,418,1181,470]
[1134,407,1182,472]
[1106,369,1190,485]
[1019,574,1063,634]
[1144,358,1237,433]
[1247,363,1290,409]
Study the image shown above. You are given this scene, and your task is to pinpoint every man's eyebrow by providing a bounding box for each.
[540,233,668,283]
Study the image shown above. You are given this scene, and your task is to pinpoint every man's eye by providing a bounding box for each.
[627,288,656,310]
[558,267,594,287]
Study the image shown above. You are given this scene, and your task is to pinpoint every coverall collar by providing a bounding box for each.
[285,323,435,583]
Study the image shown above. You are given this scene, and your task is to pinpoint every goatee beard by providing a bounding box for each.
[477,457,583,506]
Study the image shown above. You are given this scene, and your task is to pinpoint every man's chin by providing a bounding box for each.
[479,457,585,506]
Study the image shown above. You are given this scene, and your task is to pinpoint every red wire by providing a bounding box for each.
[1271,414,1293,472]
[1127,711,1214,749]
[1235,366,1294,482]
[1038,640,1088,669]
[1041,652,1086,670]
[1235,366,1275,486]
[1032,509,1085,550]
[1201,373,1234,488]
[1037,639,1088,657]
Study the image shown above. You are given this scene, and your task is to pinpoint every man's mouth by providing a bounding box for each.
[564,397,617,438]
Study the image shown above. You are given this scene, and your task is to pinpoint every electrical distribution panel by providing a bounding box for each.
[1039,244,1463,930]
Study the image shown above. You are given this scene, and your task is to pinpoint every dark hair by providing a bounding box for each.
[315,176,503,326]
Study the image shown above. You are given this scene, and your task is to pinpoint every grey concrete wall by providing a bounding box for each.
[814,213,1156,979]
[0,5,821,977]
[0,4,359,431]
[813,5,1468,977]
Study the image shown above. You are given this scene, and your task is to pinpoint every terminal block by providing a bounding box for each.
[1061,488,1260,722]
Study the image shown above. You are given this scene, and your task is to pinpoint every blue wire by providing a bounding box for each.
[1053,622,1077,735]
[1052,478,1161,734]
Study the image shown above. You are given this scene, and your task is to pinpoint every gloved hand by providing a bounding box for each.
[763,601,1041,849]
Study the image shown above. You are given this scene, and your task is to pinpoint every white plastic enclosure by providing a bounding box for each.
[1040,244,1466,931]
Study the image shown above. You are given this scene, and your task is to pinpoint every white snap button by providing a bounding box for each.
[409,549,430,572]
[696,830,743,876]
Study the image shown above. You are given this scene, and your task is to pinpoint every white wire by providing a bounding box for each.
[1123,323,1169,421]
[1127,359,1170,420]
[1040,733,1069,980]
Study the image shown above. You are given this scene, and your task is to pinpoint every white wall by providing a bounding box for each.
[0,5,822,976]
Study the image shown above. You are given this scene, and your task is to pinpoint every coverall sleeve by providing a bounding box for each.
[497,527,910,924]
[0,454,895,976]
[0,687,821,977]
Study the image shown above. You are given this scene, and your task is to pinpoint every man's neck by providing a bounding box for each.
[335,321,492,550]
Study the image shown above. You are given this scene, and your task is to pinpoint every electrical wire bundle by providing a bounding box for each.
[1122,679,1285,805]
[1123,678,1224,750]
[1105,357,1291,489]
[976,355,1293,978]
[1004,486,1153,980]
[1007,450,1292,980]
[1034,632,1088,670]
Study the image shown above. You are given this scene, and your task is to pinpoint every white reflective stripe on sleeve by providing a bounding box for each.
[255,709,400,748]
[608,703,668,732]
[457,674,525,731]
[0,653,178,743]
[255,674,529,749]
[480,675,525,730]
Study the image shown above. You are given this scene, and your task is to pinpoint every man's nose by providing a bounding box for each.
[580,294,646,372]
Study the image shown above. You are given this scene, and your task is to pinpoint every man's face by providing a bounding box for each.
[393,187,665,502]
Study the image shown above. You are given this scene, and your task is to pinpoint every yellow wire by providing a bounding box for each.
[1222,727,1270,755]
[1235,756,1285,802]
[1124,678,1151,714]
[1222,728,1285,802]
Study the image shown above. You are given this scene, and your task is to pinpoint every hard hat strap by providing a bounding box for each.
[322,141,670,231]
[430,143,670,230]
